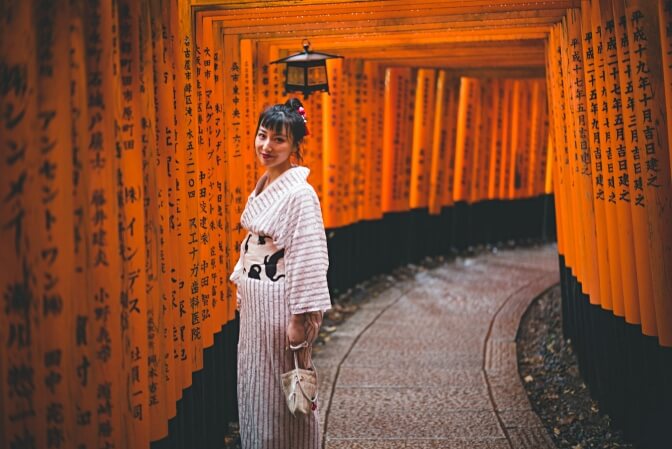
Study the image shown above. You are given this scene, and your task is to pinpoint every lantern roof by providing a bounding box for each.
[270,40,343,65]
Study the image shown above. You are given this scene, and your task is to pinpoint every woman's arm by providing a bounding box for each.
[286,311,323,347]
[287,311,323,369]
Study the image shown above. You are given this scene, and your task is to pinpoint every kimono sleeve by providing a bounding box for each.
[281,186,332,314]
[229,237,246,309]
[229,237,245,284]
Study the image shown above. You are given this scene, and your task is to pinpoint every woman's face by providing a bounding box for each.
[255,125,294,171]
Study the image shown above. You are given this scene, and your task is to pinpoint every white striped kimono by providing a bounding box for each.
[230,166,331,449]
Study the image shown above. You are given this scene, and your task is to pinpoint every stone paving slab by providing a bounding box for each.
[351,331,485,354]
[498,410,547,428]
[327,407,504,439]
[336,367,486,388]
[489,271,560,343]
[489,382,535,411]
[342,349,485,370]
[314,245,560,449]
[374,313,494,331]
[334,384,493,408]
[324,439,511,449]
[357,287,408,309]
[506,428,556,448]
[485,340,519,373]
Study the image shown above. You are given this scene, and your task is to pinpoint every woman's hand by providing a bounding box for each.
[287,312,323,369]
[286,314,306,348]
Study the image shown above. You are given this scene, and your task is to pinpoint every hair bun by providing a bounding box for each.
[285,97,304,111]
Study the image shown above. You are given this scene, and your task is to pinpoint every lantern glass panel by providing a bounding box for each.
[286,66,305,86]
[307,66,327,86]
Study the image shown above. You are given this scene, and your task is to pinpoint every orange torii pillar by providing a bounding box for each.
[547,2,672,447]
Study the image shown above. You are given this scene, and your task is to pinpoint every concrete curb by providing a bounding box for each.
[484,271,560,449]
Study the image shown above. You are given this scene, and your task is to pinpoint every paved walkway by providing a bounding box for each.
[314,245,560,449]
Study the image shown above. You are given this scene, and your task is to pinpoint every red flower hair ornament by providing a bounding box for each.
[297,106,310,136]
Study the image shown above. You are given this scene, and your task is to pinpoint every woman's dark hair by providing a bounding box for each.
[255,97,308,162]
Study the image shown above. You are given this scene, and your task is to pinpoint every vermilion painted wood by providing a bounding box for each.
[150,0,180,419]
[624,0,672,347]
[546,29,567,256]
[118,1,151,446]
[612,0,657,333]
[410,69,436,209]
[192,0,580,17]
[597,0,639,326]
[583,0,625,318]
[142,0,170,438]
[661,0,672,181]
[173,0,202,381]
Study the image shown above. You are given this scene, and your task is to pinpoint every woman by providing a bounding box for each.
[230,98,331,449]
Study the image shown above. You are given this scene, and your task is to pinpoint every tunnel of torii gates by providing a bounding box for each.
[1,0,672,448]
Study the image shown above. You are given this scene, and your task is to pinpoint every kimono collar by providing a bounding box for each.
[253,166,310,199]
[242,166,310,226]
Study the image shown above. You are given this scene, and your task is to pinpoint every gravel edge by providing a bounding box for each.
[516,285,636,449]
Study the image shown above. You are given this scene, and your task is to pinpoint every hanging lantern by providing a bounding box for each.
[270,39,343,97]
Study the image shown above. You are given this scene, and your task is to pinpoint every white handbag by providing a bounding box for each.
[281,347,318,416]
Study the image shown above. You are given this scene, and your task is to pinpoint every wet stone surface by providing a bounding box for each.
[517,285,636,449]
[319,245,558,448]
[324,439,512,449]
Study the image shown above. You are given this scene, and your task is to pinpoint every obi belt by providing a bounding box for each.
[241,232,286,282]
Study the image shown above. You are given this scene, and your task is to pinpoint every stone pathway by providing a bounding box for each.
[314,245,560,449]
